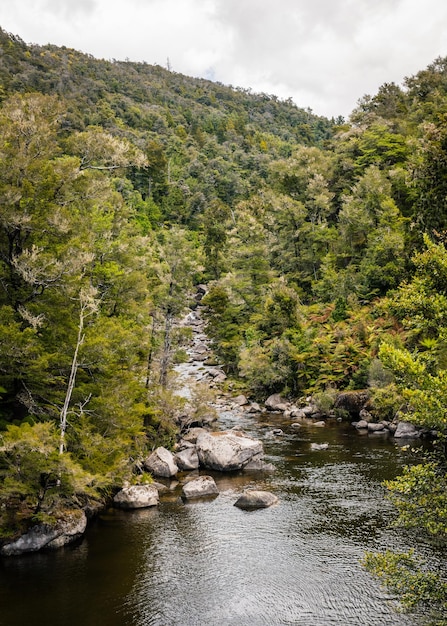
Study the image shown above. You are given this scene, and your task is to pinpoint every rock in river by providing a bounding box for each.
[196,430,264,471]
[182,476,219,499]
[113,484,159,509]
[175,446,200,471]
[394,421,420,439]
[1,510,87,556]
[265,393,289,411]
[144,446,179,478]
[234,490,279,509]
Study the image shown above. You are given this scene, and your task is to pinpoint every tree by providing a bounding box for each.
[365,236,447,618]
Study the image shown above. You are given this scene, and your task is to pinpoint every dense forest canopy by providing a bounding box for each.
[1,27,447,616]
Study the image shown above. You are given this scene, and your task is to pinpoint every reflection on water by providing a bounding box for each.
[0,413,438,626]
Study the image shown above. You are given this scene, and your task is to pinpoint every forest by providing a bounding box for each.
[0,27,447,616]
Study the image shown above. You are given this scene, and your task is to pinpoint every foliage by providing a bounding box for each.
[0,422,97,537]
[384,463,447,539]
[367,235,447,618]
[364,550,447,617]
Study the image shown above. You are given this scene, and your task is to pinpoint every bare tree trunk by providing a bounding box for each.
[59,288,98,455]
[59,307,85,455]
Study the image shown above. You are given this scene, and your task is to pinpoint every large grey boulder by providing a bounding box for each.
[1,510,87,556]
[265,394,289,411]
[175,447,200,471]
[233,394,249,406]
[144,446,178,478]
[394,421,420,439]
[234,490,279,509]
[245,402,262,413]
[182,476,219,499]
[113,484,159,509]
[368,422,386,433]
[196,430,264,471]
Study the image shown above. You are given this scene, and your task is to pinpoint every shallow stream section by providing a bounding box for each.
[1,407,441,626]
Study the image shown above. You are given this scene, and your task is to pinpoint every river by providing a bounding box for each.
[0,407,439,626]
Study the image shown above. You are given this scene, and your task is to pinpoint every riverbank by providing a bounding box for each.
[1,297,429,557]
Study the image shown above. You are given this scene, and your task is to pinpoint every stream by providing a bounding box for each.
[0,309,442,625]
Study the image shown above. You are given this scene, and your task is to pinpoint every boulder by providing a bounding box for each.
[194,343,209,355]
[290,407,307,419]
[354,420,369,430]
[233,394,249,406]
[182,475,219,499]
[195,430,264,471]
[394,421,420,439]
[367,422,386,432]
[144,447,178,478]
[213,372,227,384]
[245,402,262,413]
[1,510,87,556]
[265,393,289,411]
[113,484,159,509]
[234,490,279,509]
[208,368,225,379]
[175,447,200,471]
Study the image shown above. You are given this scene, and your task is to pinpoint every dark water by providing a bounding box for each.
[0,412,440,626]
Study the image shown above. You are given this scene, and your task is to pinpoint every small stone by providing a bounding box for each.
[310,442,329,450]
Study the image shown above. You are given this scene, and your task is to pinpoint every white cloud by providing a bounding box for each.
[1,0,447,117]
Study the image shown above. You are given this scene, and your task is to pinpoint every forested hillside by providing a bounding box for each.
[1,27,447,612]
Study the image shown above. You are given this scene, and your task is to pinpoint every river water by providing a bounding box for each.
[0,406,440,626]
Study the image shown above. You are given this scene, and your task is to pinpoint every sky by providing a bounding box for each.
[1,0,447,119]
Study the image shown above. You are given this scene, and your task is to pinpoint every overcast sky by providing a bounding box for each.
[1,0,447,119]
